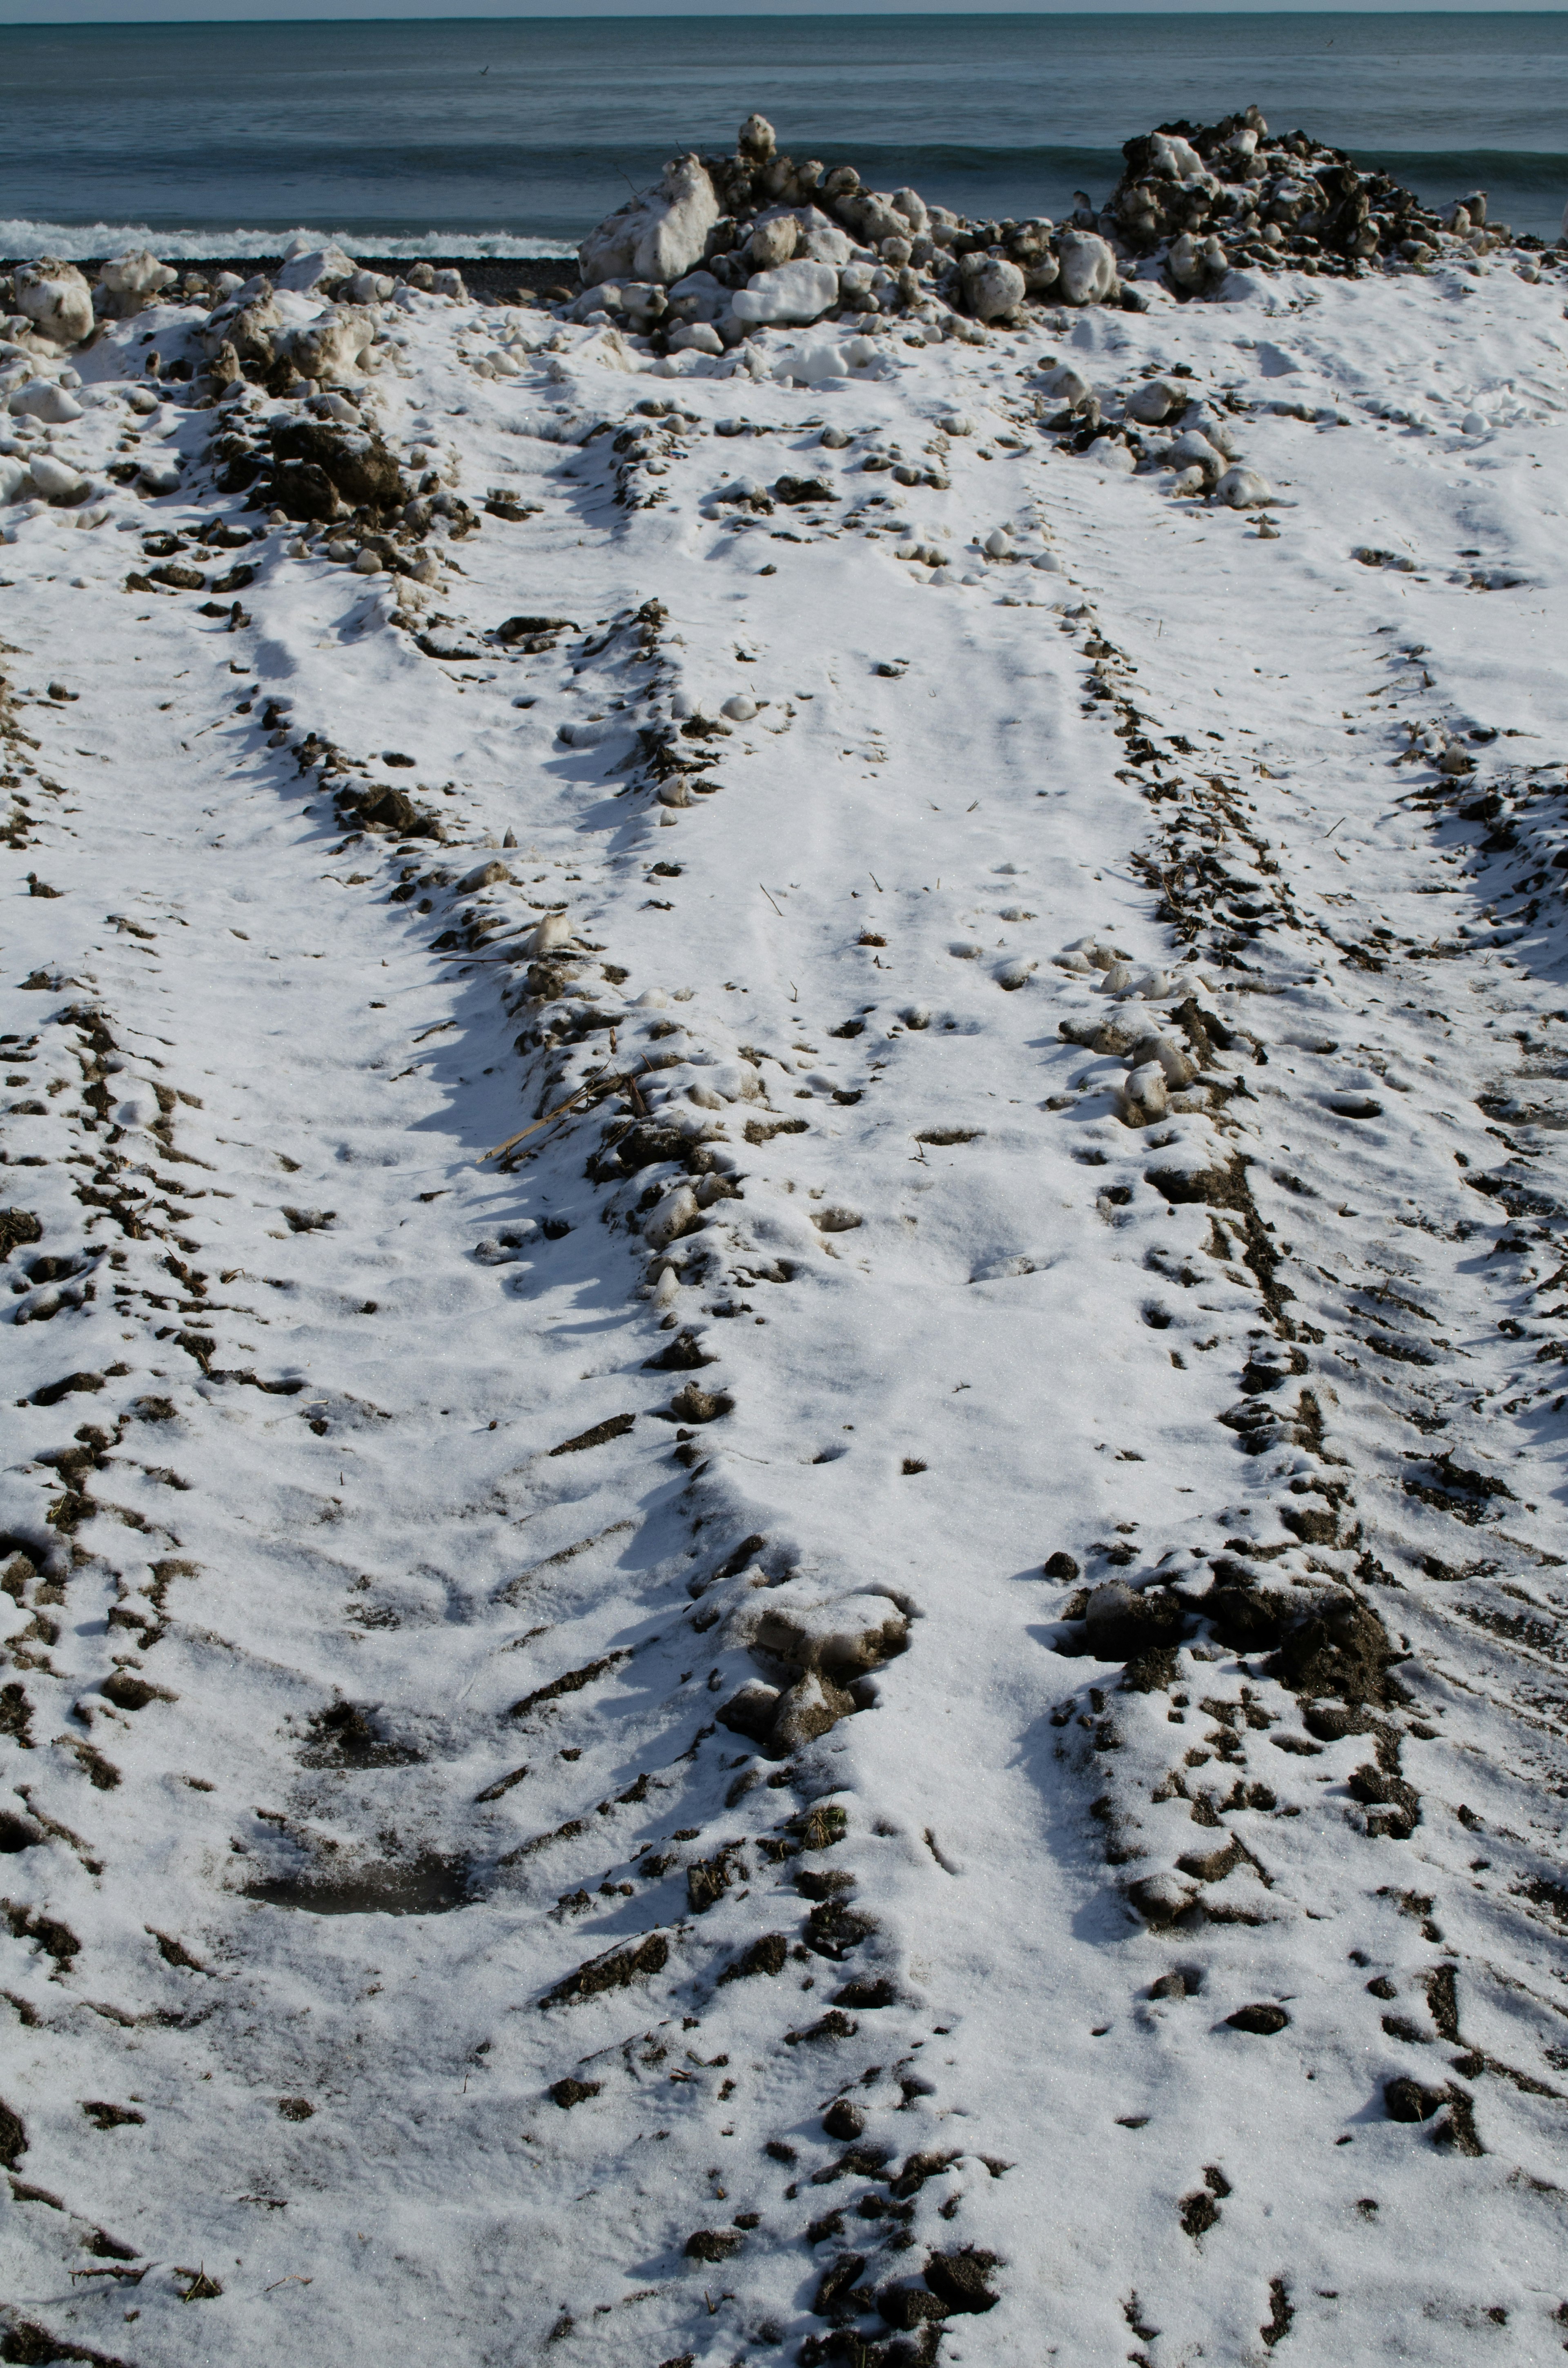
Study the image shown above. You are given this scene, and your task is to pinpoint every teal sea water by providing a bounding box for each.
[0,11,1564,258]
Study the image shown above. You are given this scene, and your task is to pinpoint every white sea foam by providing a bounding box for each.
[0,219,576,263]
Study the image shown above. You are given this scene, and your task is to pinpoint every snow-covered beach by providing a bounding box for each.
[2,109,1568,2367]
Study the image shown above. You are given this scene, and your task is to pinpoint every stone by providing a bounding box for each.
[960,255,1026,321]
[280,307,380,386]
[343,268,394,304]
[669,320,723,356]
[1039,362,1091,409]
[770,1669,858,1753]
[1216,465,1273,508]
[1126,377,1183,425]
[749,1593,907,1680]
[27,453,84,501]
[643,1185,702,1251]
[98,248,177,317]
[276,242,358,294]
[1055,231,1117,306]
[837,189,912,246]
[523,912,571,957]
[580,153,720,289]
[268,418,403,514]
[13,259,94,346]
[458,859,510,893]
[748,213,799,269]
[731,260,840,326]
[738,113,776,162]
[1167,429,1227,491]
[1082,1580,1186,1659]
[8,379,82,424]
[665,269,728,324]
[1225,2002,1290,2036]
[717,1680,782,1743]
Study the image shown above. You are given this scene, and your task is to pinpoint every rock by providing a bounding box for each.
[1225,2001,1290,2036]
[717,1680,782,1742]
[278,306,381,385]
[458,859,510,892]
[1384,2075,1445,2123]
[670,320,723,355]
[822,2097,866,2141]
[721,694,757,721]
[1126,377,1183,425]
[1082,1580,1186,1659]
[550,2076,601,2109]
[343,268,394,304]
[959,255,1026,321]
[98,248,177,317]
[0,457,31,504]
[788,207,855,267]
[8,379,82,424]
[749,1594,908,1679]
[748,212,799,269]
[1043,1552,1080,1582]
[731,260,840,326]
[667,1381,732,1424]
[1167,429,1227,491]
[738,113,777,162]
[580,152,720,289]
[267,419,404,516]
[1039,362,1091,409]
[1216,465,1273,508]
[923,2250,1001,2315]
[643,1184,702,1253]
[276,242,358,294]
[1056,231,1117,305]
[770,1669,858,1753]
[1168,232,1230,292]
[666,268,728,324]
[13,259,94,346]
[685,2228,744,2263]
[1127,1872,1198,1925]
[206,285,283,373]
[28,453,85,502]
[837,189,913,246]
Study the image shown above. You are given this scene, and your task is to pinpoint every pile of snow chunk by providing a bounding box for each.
[570,111,1133,352]
[563,105,1554,361]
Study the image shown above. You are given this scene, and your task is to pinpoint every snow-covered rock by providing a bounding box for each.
[13,259,94,346]
[731,260,840,326]
[277,242,358,294]
[98,249,178,317]
[8,379,82,424]
[579,152,720,289]
[1055,230,1118,306]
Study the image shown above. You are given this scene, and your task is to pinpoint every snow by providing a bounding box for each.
[1,248,1567,2368]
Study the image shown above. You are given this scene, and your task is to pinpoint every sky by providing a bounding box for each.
[3,0,1565,21]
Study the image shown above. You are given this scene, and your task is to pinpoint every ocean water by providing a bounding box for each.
[1,12,1564,260]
